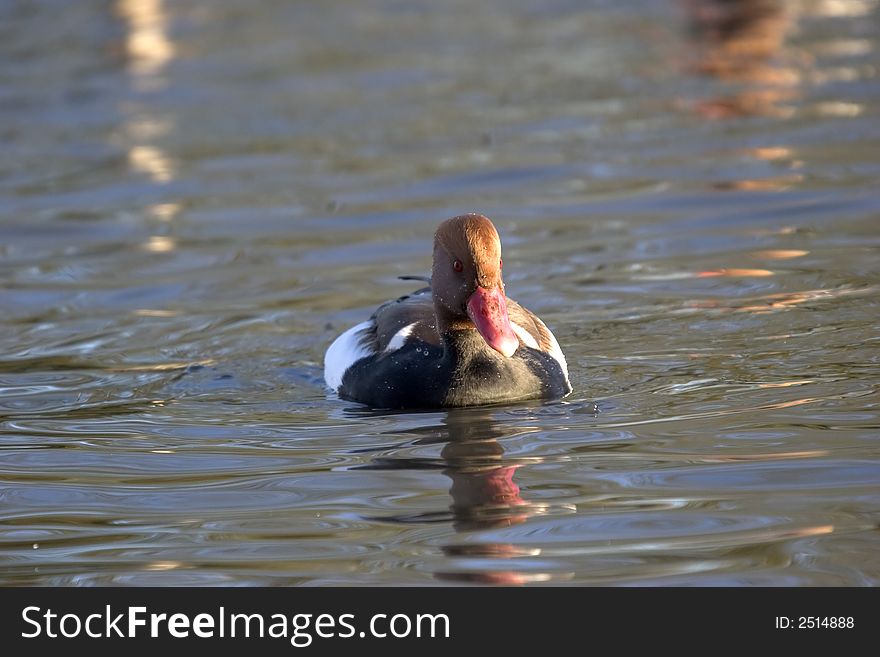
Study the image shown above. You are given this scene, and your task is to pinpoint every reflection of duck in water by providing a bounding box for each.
[436,432,538,585]
[441,423,529,533]
[683,0,802,118]
[358,408,571,584]
[324,214,570,409]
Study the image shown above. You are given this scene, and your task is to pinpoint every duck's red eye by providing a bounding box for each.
[453,259,463,273]
[499,259,503,270]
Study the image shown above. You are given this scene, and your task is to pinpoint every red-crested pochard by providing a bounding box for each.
[324,213,571,408]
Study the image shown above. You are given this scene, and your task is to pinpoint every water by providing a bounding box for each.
[1,0,878,585]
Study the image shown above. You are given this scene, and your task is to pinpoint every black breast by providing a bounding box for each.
[339,330,570,409]
[443,335,570,407]
[339,342,451,408]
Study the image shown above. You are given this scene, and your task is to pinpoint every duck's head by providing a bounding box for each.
[432,214,519,358]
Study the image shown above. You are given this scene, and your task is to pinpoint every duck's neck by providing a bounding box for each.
[438,321,503,369]
[433,302,479,356]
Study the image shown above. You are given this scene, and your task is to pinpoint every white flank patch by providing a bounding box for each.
[323,320,376,391]
[384,322,416,352]
[521,317,569,383]
[511,322,540,350]
[543,324,570,382]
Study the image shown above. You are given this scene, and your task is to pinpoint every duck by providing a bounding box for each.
[324,213,571,408]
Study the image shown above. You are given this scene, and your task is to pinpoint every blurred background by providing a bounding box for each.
[0,0,878,585]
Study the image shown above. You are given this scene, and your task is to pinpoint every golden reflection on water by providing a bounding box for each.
[812,0,876,17]
[696,268,775,277]
[118,359,216,372]
[749,249,809,259]
[713,175,804,191]
[142,235,177,253]
[814,100,864,116]
[684,0,802,119]
[757,379,815,388]
[682,0,877,191]
[701,449,829,462]
[116,0,176,87]
[748,146,793,160]
[128,145,175,184]
[149,202,181,222]
[688,284,879,315]
[133,309,180,317]
[144,560,184,571]
[116,0,180,245]
[764,524,835,538]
